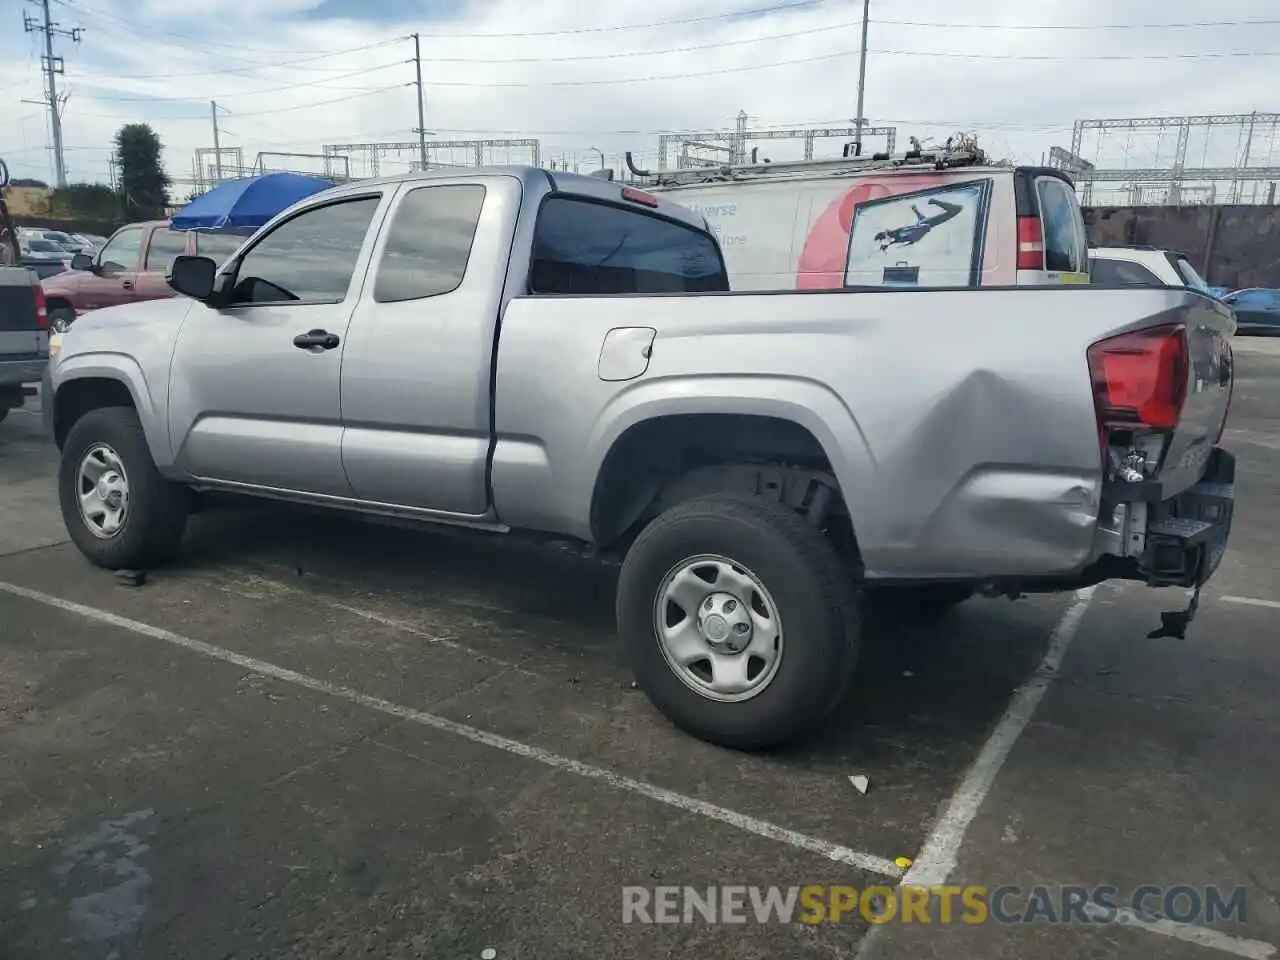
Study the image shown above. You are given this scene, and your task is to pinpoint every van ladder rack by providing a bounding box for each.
[625,135,995,188]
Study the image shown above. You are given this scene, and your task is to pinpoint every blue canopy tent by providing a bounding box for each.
[170,172,336,232]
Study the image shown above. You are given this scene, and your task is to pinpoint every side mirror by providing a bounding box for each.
[70,251,94,272]
[167,255,218,301]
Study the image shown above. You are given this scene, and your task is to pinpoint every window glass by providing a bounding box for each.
[1172,257,1210,293]
[194,230,247,266]
[146,229,189,272]
[98,228,144,272]
[374,184,486,302]
[1036,178,1085,273]
[1090,258,1163,286]
[530,197,728,294]
[845,179,991,288]
[229,197,380,305]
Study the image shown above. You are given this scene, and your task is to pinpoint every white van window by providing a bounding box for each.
[1036,178,1086,274]
[845,178,992,288]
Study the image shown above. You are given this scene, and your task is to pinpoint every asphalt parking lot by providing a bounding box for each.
[2,341,1279,960]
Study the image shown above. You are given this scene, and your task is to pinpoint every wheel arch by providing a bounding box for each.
[585,380,875,549]
[52,359,168,463]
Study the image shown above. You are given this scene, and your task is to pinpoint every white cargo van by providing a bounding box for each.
[626,141,1090,290]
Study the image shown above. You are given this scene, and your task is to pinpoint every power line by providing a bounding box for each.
[71,62,406,101]
[77,38,406,81]
[872,16,1280,31]
[386,20,860,64]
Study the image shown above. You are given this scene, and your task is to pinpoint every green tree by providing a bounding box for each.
[50,182,123,221]
[114,123,171,219]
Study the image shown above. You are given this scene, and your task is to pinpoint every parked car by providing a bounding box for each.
[1,194,49,423]
[1220,288,1280,335]
[40,220,249,333]
[19,237,73,264]
[45,166,1235,750]
[632,140,1092,289]
[1089,246,1215,295]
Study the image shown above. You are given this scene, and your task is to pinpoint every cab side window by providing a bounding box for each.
[374,184,486,302]
[229,196,380,306]
[145,229,190,272]
[98,228,144,273]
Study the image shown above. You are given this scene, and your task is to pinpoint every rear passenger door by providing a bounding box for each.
[339,177,506,515]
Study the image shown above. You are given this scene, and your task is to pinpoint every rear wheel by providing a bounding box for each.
[58,406,190,569]
[617,495,861,750]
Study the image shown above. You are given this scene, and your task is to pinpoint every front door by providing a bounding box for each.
[134,226,191,301]
[78,225,145,310]
[168,192,387,497]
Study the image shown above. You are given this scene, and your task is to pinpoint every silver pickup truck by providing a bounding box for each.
[44,166,1237,749]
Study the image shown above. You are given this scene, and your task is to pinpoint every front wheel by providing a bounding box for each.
[617,495,861,751]
[58,406,190,569]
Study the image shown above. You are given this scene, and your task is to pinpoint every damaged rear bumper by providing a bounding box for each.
[1110,446,1235,591]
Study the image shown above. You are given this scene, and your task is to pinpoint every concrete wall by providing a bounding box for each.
[1084,205,1280,290]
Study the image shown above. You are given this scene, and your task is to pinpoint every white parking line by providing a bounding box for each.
[902,587,1097,889]
[1082,904,1277,959]
[1220,595,1280,611]
[855,586,1279,960]
[0,579,903,880]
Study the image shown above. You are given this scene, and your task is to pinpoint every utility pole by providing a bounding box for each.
[210,101,223,184]
[23,0,82,188]
[853,0,870,156]
[412,33,428,170]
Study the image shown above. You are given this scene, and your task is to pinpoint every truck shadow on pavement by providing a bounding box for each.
[176,500,1056,771]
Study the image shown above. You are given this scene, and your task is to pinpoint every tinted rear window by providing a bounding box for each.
[530,196,728,294]
[1036,177,1086,273]
[1090,258,1163,286]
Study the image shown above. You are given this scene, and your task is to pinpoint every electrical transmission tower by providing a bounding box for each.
[22,0,82,188]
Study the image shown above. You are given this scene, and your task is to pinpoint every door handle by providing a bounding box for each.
[121,280,134,290]
[293,329,340,350]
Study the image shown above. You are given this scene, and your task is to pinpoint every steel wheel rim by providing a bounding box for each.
[653,553,784,703]
[76,443,130,540]
[51,316,71,334]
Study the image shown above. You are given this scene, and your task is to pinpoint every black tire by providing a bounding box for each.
[48,307,76,334]
[864,583,975,625]
[617,495,862,751]
[0,408,8,424]
[58,406,189,570]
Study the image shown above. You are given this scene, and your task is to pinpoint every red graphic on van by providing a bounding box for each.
[795,174,946,289]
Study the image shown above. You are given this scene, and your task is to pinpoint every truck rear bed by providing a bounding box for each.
[493,284,1234,584]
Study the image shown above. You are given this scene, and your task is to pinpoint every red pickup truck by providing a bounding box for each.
[40,220,246,332]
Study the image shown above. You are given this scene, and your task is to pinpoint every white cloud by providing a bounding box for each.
[2,0,1278,191]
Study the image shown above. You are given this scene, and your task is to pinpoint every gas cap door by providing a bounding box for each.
[598,327,656,382]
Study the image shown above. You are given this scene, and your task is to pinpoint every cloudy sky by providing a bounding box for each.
[2,0,1278,191]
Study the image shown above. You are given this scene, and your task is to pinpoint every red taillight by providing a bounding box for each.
[1087,324,1188,431]
[33,284,48,330]
[621,187,659,208]
[1016,215,1044,271]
